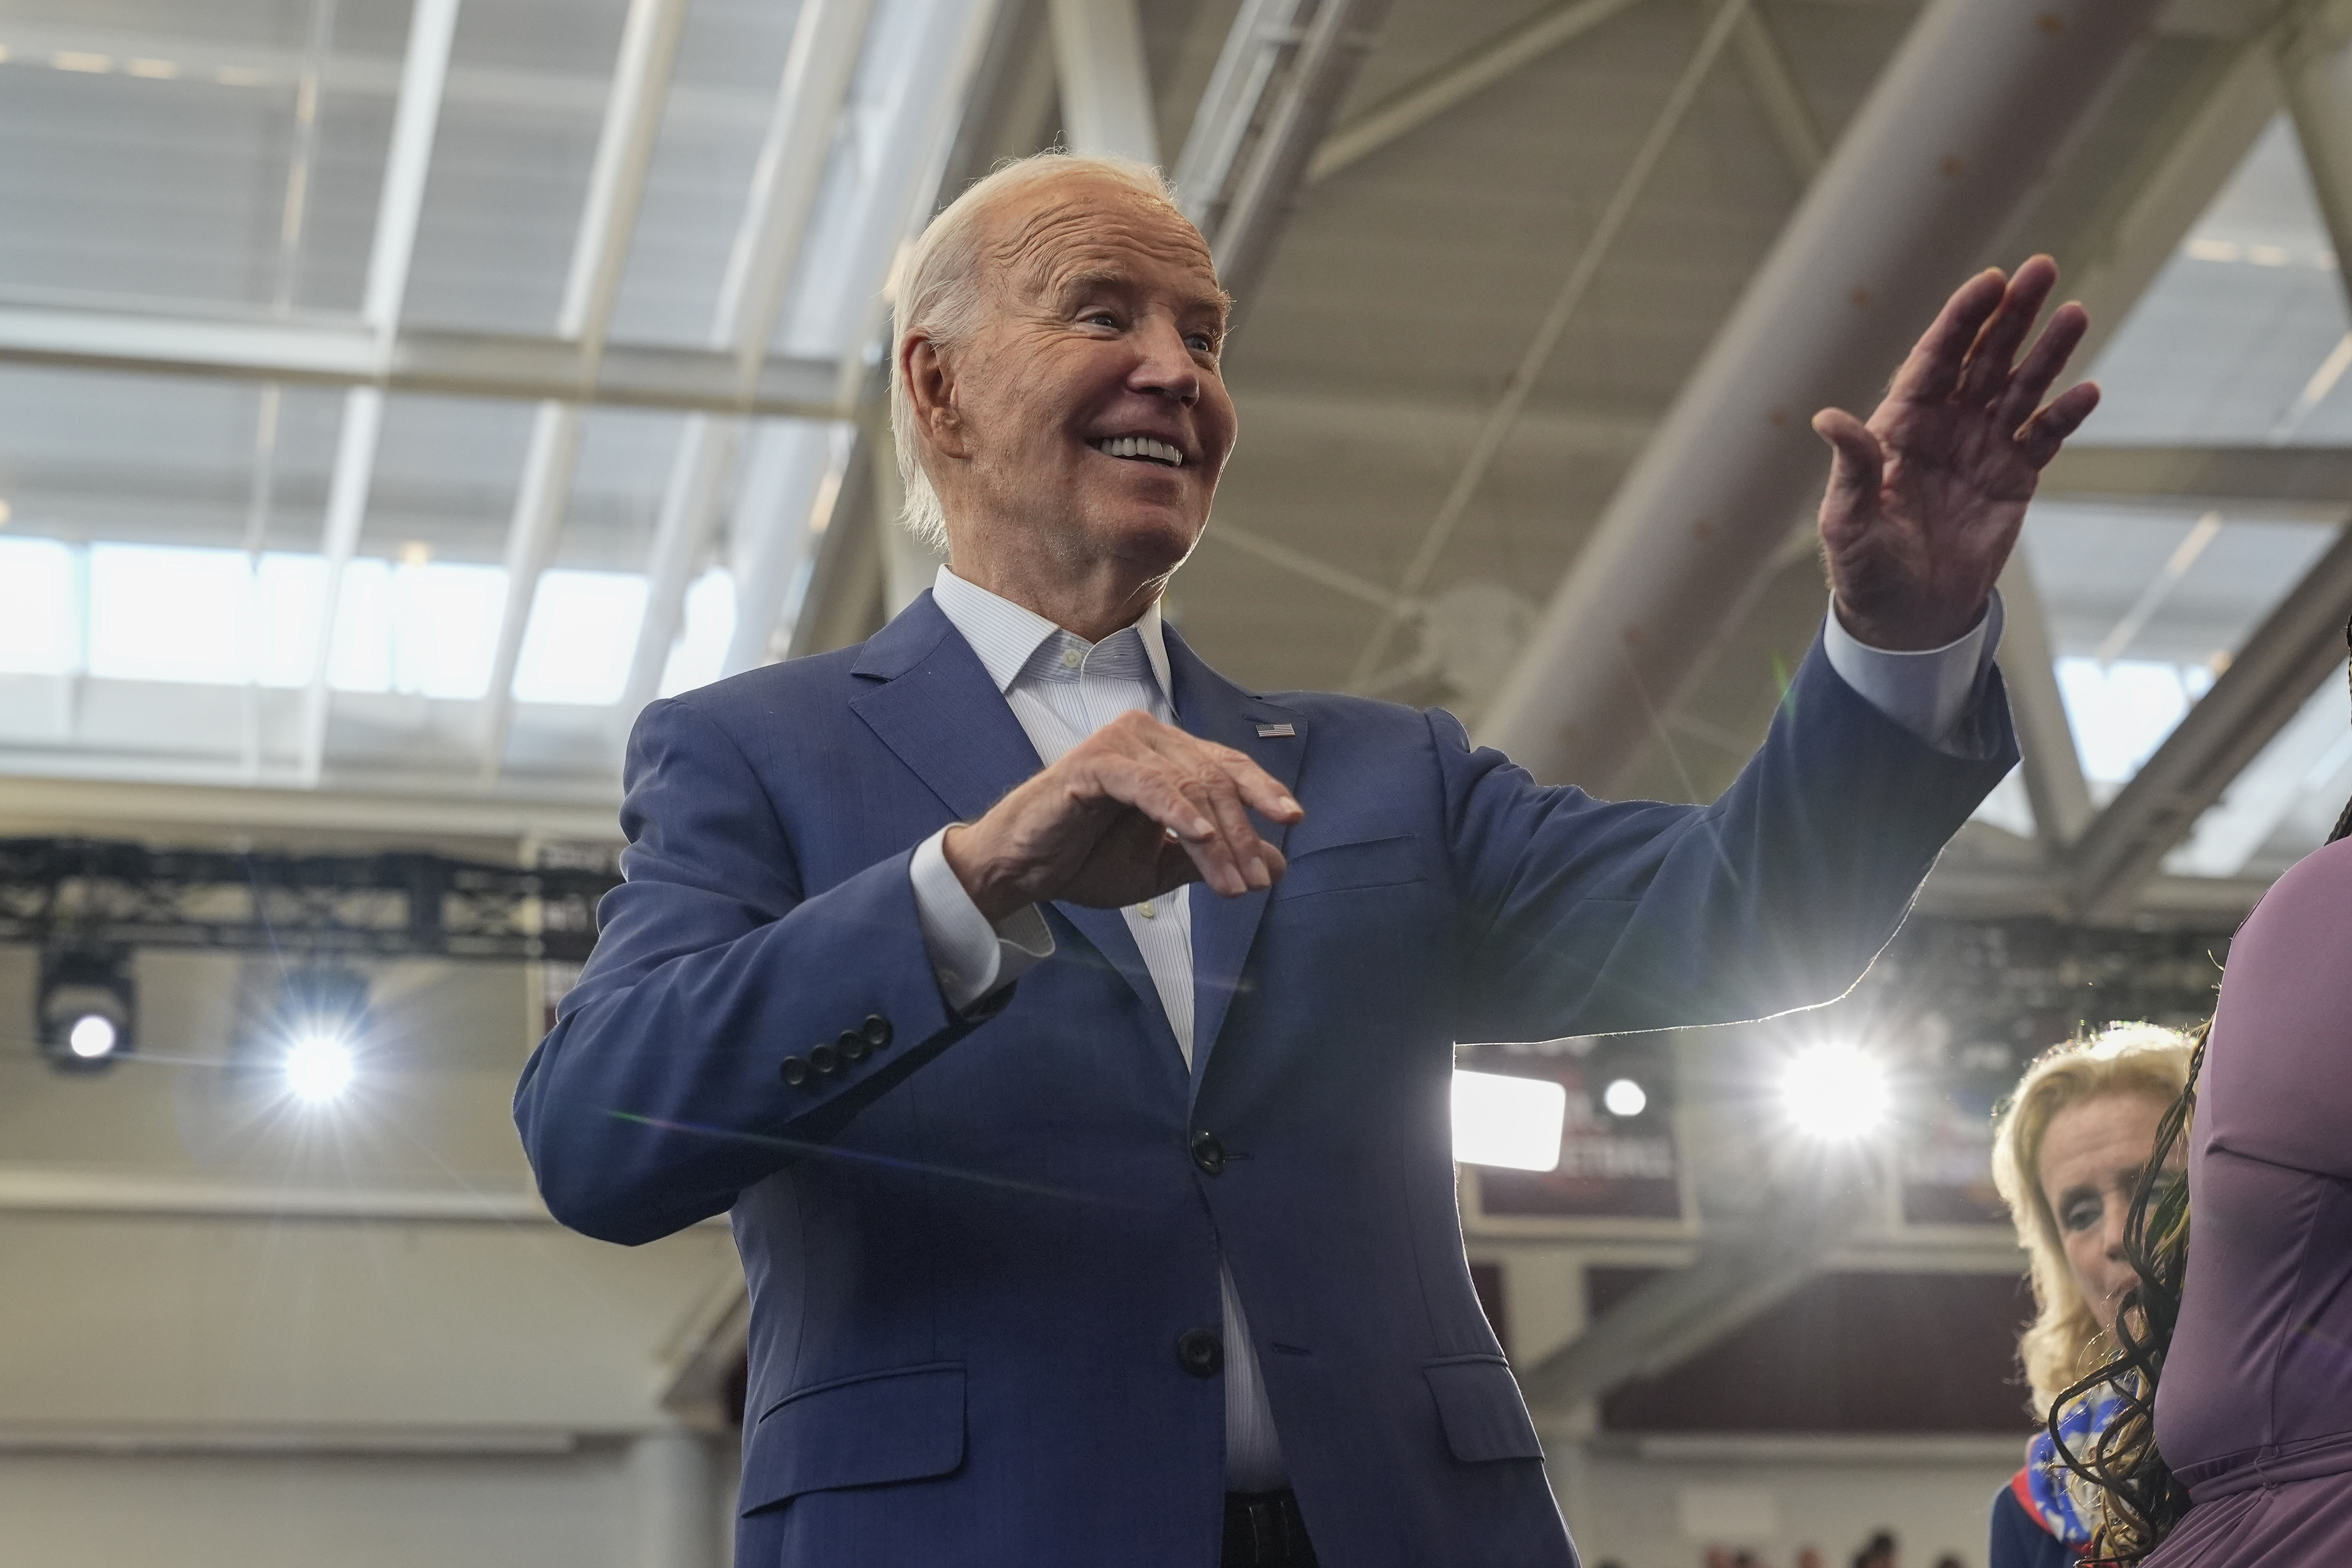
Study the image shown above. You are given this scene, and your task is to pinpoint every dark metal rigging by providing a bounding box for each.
[0,838,620,964]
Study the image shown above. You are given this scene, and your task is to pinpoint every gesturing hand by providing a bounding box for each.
[1813,256,2101,650]
[942,709,1305,922]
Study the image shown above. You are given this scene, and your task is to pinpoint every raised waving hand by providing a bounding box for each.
[1813,255,2101,650]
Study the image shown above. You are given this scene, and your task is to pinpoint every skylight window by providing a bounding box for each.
[87,543,255,685]
[2056,657,2214,785]
[2165,664,2352,879]
[2086,117,2352,444]
[0,539,657,707]
[326,559,507,699]
[658,567,735,698]
[512,570,648,706]
[2022,502,2339,796]
[0,537,80,675]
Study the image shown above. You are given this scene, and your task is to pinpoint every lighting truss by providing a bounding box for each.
[0,838,620,964]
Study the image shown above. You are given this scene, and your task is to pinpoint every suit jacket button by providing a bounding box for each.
[809,1043,839,1075]
[861,1014,893,1049]
[838,1029,870,1063]
[1176,1328,1223,1379]
[1189,1130,1226,1175]
[779,1056,810,1088]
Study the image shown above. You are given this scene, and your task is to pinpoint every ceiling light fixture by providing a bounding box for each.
[266,968,370,1104]
[1451,1069,1567,1171]
[37,947,135,1072]
[1601,1076,1648,1119]
[1776,1040,1892,1142]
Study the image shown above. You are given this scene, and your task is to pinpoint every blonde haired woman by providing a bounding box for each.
[1985,1025,2196,1567]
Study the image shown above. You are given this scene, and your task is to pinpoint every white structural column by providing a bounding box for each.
[615,0,875,719]
[716,0,1001,679]
[1051,0,1159,162]
[629,1431,719,1568]
[298,0,462,786]
[476,0,693,781]
[1478,0,2161,791]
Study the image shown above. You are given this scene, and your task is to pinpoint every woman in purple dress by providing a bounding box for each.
[2059,827,2352,1562]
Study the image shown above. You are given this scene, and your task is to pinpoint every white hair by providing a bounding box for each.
[887,151,1188,549]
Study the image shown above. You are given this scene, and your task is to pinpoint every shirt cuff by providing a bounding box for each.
[1821,591,2003,751]
[909,826,1054,1012]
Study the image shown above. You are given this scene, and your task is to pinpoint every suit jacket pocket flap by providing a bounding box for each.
[1423,1356,1544,1463]
[740,1362,965,1514]
[1271,834,1426,900]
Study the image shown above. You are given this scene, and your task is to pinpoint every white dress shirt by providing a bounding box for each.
[905,564,2000,1491]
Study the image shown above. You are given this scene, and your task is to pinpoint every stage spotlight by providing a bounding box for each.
[1452,1069,1567,1171]
[1601,1076,1648,1119]
[1777,1040,1891,1141]
[37,948,134,1073]
[284,1032,355,1102]
[267,968,369,1103]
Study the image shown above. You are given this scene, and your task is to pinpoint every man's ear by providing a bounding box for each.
[901,335,972,460]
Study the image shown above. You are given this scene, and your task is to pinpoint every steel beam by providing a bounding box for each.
[0,1168,552,1224]
[478,0,693,782]
[1344,0,1753,690]
[297,0,462,787]
[614,0,876,720]
[720,0,1004,677]
[2042,443,2352,504]
[2281,9,2352,322]
[0,837,620,964]
[1726,1,1822,181]
[1994,552,2096,850]
[358,0,459,341]
[0,305,853,417]
[1479,0,2163,791]
[2165,670,2352,877]
[0,773,620,842]
[1051,0,1158,161]
[2068,521,2352,921]
[300,385,386,786]
[1981,24,2291,861]
[1304,0,1647,185]
[2059,25,2282,368]
[1176,0,1400,307]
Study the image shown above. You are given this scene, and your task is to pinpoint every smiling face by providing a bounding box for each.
[899,171,1237,634]
[2036,1090,2173,1336]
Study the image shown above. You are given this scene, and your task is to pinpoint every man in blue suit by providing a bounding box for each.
[516,152,2099,1567]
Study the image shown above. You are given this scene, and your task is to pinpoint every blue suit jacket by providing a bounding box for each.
[515,591,2015,1568]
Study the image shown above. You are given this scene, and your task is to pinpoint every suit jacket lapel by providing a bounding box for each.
[848,593,1174,1052]
[1166,628,1303,1090]
[848,593,1041,825]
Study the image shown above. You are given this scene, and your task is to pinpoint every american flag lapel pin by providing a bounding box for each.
[1255,723,1296,738]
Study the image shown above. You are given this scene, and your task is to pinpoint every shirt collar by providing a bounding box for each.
[931,565,1173,704]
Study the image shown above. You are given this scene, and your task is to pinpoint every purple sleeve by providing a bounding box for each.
[2202,835,2352,1180]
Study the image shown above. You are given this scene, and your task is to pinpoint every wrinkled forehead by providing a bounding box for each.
[980,177,1225,320]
